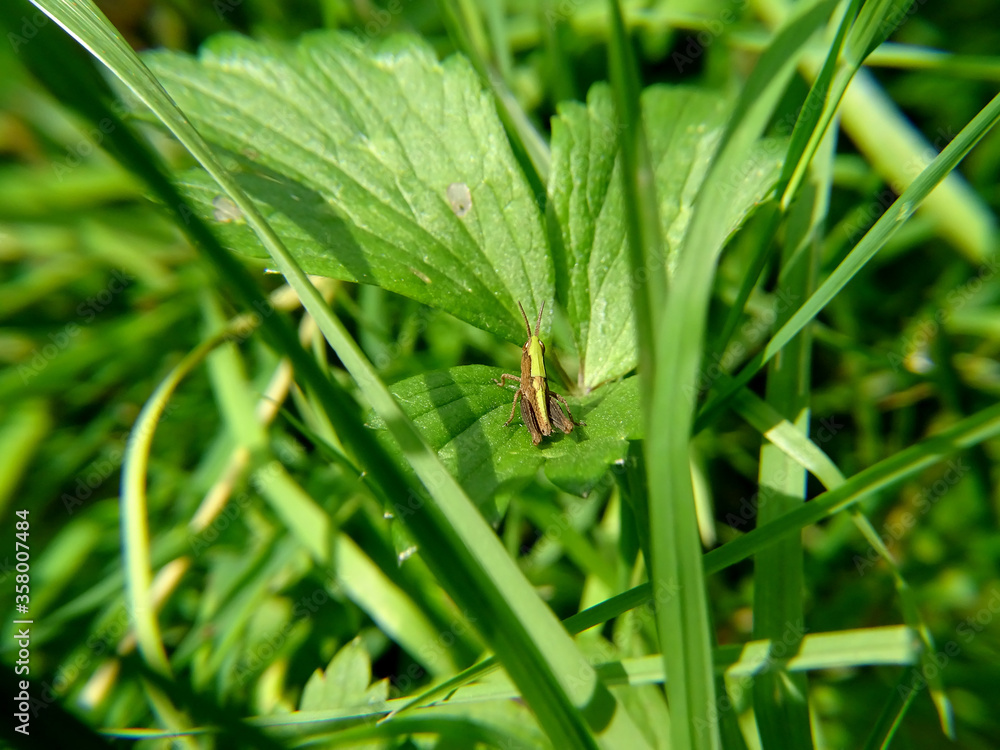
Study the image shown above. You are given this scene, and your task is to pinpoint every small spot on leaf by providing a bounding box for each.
[447,182,472,217]
[212,195,243,223]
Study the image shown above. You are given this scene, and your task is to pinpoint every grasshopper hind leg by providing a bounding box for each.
[520,395,543,445]
[548,392,585,434]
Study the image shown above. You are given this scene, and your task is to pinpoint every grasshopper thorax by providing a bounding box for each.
[518,301,547,378]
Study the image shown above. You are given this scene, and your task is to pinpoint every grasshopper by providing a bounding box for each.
[494,301,584,445]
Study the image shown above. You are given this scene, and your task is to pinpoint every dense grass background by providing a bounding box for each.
[1,0,999,748]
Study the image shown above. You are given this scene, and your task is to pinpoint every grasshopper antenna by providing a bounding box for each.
[517,301,532,338]
[533,301,545,337]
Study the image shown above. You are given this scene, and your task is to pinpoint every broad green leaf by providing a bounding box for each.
[144,31,551,345]
[369,366,639,510]
[548,83,783,390]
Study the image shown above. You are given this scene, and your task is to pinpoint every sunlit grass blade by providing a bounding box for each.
[756,0,998,262]
[705,401,1000,572]
[615,1,838,746]
[697,89,1000,430]
[751,134,829,746]
[121,328,239,676]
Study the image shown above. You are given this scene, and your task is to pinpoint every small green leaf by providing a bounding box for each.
[300,637,388,712]
[549,84,782,389]
[144,32,551,345]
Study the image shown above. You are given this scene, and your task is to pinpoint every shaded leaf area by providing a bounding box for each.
[144,31,551,345]
[368,366,639,515]
[549,84,784,389]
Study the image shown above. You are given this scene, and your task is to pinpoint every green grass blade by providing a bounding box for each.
[862,666,922,750]
[704,401,1000,573]
[622,2,837,746]
[757,0,998,262]
[120,328,240,676]
[698,89,1000,430]
[764,91,1000,361]
[751,136,829,747]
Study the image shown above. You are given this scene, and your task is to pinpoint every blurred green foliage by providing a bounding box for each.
[1,0,999,748]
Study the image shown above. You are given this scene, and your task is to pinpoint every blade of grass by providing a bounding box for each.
[121,323,251,675]
[697,89,1000,431]
[755,0,998,262]
[862,665,922,750]
[715,0,914,369]
[751,134,829,747]
[604,1,703,745]
[619,1,839,746]
[712,0,860,359]
[548,397,1000,646]
[705,400,1000,572]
